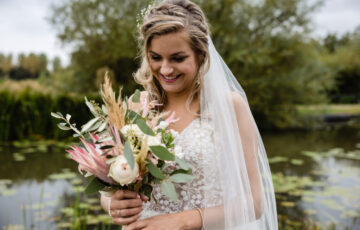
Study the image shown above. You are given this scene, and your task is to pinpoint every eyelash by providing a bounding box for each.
[150,56,187,63]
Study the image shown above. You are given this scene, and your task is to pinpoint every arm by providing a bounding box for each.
[232,93,264,219]
[125,208,203,230]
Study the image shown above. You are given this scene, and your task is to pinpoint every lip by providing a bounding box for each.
[160,73,183,83]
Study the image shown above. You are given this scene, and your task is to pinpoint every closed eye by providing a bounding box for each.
[150,55,161,61]
[172,56,187,62]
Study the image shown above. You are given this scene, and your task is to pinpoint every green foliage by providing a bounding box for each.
[48,0,151,93]
[0,84,98,141]
[196,0,334,128]
[49,0,338,128]
[321,29,360,103]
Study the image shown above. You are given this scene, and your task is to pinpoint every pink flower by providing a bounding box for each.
[140,97,161,117]
[67,138,115,184]
[165,112,179,125]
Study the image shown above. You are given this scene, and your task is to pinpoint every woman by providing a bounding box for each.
[100,0,278,229]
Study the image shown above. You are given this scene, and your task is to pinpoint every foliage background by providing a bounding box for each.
[0,0,359,139]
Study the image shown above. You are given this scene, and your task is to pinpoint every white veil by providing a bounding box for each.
[200,37,278,230]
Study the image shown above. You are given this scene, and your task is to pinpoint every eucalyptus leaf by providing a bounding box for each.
[96,136,113,144]
[175,157,193,170]
[66,114,71,121]
[170,173,194,183]
[84,177,106,195]
[58,124,71,131]
[161,181,178,202]
[136,119,155,136]
[124,141,135,170]
[150,145,175,161]
[102,105,108,114]
[171,168,192,175]
[132,89,141,103]
[146,159,165,179]
[85,96,97,116]
[51,112,62,119]
[89,121,102,132]
[81,117,100,133]
[98,121,108,132]
[128,110,142,123]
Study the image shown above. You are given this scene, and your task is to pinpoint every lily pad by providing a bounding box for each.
[290,159,304,165]
[13,153,25,161]
[268,156,288,164]
[280,201,296,207]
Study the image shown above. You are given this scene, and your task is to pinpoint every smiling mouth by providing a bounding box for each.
[160,74,183,82]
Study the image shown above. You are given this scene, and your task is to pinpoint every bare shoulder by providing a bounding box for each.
[230,92,248,113]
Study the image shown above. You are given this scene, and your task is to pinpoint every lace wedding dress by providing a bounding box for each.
[141,118,222,219]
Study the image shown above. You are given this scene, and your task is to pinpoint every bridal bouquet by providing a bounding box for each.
[51,75,193,202]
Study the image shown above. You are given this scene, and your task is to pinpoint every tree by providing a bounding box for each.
[323,28,360,103]
[48,0,152,93]
[16,53,48,78]
[52,56,63,72]
[0,53,13,77]
[49,0,334,128]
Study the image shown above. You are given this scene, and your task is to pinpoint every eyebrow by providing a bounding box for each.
[149,51,187,56]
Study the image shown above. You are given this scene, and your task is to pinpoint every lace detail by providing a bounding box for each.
[141,119,223,219]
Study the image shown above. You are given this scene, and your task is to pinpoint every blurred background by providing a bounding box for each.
[0,0,359,229]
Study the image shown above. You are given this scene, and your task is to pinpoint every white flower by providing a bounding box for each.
[108,155,139,186]
[146,135,162,146]
[170,129,179,138]
[174,145,184,158]
[121,124,144,139]
[156,121,169,130]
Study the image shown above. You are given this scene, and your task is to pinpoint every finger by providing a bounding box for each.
[112,214,141,226]
[140,193,149,202]
[111,206,143,218]
[113,190,138,200]
[112,198,143,210]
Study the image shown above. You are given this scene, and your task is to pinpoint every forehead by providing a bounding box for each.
[149,31,193,55]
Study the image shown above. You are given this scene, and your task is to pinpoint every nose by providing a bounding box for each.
[160,61,174,76]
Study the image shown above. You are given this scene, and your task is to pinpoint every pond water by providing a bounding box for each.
[0,129,359,230]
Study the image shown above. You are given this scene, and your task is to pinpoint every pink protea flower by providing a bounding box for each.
[67,138,115,184]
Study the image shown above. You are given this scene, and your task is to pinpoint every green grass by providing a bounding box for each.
[297,104,360,116]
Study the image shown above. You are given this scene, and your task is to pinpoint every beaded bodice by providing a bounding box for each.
[141,118,222,219]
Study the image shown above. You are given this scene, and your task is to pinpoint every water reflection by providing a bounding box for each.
[263,129,360,229]
[0,129,359,229]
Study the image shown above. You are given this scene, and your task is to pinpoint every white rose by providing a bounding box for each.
[121,124,144,139]
[108,155,139,186]
[146,135,162,146]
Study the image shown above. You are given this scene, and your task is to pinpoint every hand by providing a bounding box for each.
[125,213,186,230]
[108,190,148,226]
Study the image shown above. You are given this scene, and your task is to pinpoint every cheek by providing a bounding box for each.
[182,59,198,77]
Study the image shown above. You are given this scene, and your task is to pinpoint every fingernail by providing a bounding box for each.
[137,194,140,198]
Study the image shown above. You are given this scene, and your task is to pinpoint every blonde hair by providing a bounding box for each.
[134,0,210,111]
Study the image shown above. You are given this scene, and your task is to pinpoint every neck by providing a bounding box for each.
[164,91,200,114]
[166,92,189,110]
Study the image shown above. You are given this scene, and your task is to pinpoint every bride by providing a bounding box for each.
[100,0,278,229]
